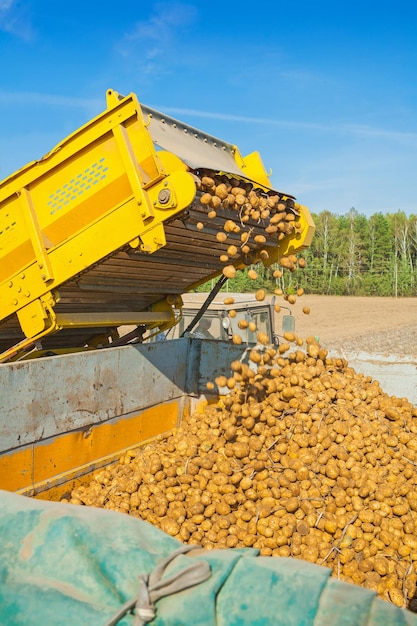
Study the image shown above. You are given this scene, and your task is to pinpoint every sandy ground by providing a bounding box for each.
[289,295,417,359]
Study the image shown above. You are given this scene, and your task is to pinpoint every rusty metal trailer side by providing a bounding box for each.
[0,338,245,498]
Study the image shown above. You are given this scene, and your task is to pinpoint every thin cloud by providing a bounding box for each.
[0,0,14,11]
[155,105,417,147]
[0,0,34,40]
[1,89,414,149]
[115,2,197,76]
[0,90,101,111]
[122,2,197,45]
[343,123,417,144]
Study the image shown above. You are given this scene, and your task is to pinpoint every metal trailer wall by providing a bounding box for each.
[0,338,244,496]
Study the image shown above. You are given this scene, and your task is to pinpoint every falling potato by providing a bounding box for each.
[257,332,269,345]
[222,265,236,278]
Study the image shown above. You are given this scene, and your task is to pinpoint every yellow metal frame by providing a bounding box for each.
[0,90,196,355]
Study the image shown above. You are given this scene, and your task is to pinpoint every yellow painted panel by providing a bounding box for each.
[41,173,132,246]
[1,401,180,493]
[33,402,179,485]
[0,446,33,492]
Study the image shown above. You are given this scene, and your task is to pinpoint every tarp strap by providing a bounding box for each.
[103,544,211,626]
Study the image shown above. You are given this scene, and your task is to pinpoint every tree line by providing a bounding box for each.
[196,209,417,297]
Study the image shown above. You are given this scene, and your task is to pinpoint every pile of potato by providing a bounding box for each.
[67,334,417,609]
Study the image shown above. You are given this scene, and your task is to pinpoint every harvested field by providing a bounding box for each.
[292,296,417,359]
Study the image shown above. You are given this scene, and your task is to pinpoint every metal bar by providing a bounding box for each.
[111,123,155,219]
[55,311,173,328]
[19,187,54,282]
[181,274,228,337]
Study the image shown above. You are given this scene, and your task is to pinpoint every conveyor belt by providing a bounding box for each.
[0,191,308,355]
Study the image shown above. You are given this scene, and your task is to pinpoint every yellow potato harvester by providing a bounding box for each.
[0,89,314,362]
[0,88,314,499]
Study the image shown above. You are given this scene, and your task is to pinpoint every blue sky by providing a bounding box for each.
[0,0,416,217]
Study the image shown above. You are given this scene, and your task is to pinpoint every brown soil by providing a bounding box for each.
[290,295,417,359]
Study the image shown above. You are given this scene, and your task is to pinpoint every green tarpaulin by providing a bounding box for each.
[1,490,416,625]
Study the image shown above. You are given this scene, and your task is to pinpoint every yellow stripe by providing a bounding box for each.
[0,400,180,495]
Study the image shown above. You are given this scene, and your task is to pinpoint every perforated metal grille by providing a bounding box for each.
[48,157,108,215]
[0,213,17,238]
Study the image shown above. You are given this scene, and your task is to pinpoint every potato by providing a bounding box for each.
[224,220,239,233]
[280,257,294,270]
[222,265,236,279]
[200,192,212,205]
[215,183,228,199]
[257,332,269,345]
[210,196,222,209]
[202,176,215,188]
